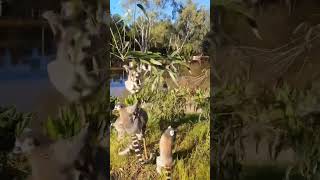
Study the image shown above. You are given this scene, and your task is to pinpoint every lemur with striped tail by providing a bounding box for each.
[112,100,154,165]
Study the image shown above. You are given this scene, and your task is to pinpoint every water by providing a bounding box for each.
[0,49,126,130]
[110,78,126,97]
[110,72,127,97]
[0,66,126,111]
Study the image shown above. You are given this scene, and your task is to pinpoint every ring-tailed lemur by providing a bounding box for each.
[112,101,153,165]
[43,2,105,103]
[123,64,142,94]
[157,126,176,180]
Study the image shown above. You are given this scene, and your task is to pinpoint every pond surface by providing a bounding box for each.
[0,68,126,106]
[0,61,126,131]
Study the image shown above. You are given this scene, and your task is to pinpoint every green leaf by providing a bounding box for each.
[171,60,189,68]
[170,50,179,57]
[150,58,162,66]
[168,70,179,86]
[15,115,31,136]
[45,117,59,140]
[140,59,151,65]
[151,77,159,91]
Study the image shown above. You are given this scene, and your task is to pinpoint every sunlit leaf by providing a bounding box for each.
[150,58,162,66]
[140,59,151,64]
[168,70,179,86]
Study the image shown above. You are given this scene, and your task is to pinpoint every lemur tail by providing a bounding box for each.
[130,135,155,165]
[164,166,172,180]
[131,134,145,164]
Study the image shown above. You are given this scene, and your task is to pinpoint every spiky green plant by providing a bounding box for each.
[0,106,32,179]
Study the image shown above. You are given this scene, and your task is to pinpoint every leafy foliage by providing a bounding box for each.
[0,106,32,152]
[111,0,209,59]
[176,0,209,56]
[44,105,82,139]
[210,17,320,178]
[0,106,32,179]
[127,50,189,90]
[212,78,320,180]
[193,88,210,121]
[148,88,188,128]
[44,99,110,141]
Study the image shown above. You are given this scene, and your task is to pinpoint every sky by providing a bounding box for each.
[110,0,210,17]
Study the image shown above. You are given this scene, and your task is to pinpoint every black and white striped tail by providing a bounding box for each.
[164,166,172,180]
[129,134,155,165]
[130,134,145,165]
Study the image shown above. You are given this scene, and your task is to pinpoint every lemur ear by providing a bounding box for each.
[168,126,171,129]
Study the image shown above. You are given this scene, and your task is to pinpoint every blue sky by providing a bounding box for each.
[110,0,210,17]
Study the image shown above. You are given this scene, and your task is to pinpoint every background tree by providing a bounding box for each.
[173,0,209,57]
[115,0,209,58]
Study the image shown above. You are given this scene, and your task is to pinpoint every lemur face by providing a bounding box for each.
[12,128,38,155]
[167,126,176,137]
[113,103,125,111]
[168,126,175,136]
[13,137,36,154]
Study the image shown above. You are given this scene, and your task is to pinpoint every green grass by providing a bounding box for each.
[110,114,210,180]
